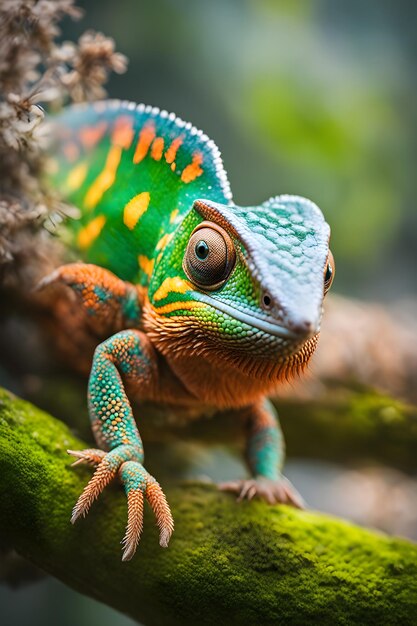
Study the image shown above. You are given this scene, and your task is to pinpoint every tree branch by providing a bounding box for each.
[1,386,416,625]
[25,374,417,475]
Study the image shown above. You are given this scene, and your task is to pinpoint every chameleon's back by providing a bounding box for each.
[49,100,232,284]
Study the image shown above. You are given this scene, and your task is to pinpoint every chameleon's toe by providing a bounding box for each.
[119,461,174,561]
[69,444,141,524]
[67,448,106,467]
[34,268,61,292]
[219,476,305,509]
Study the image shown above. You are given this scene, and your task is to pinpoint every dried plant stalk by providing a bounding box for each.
[0,0,127,287]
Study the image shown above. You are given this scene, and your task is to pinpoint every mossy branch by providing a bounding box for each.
[276,388,417,473]
[1,387,417,626]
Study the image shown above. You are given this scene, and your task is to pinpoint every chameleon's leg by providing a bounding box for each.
[37,263,141,332]
[68,329,174,561]
[219,400,305,508]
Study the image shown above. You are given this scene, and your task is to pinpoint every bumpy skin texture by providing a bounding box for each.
[43,100,333,560]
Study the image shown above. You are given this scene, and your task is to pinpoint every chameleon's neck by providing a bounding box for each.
[143,299,317,408]
[162,352,284,409]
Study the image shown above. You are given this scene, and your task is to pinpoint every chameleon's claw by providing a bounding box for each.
[70,456,118,523]
[67,448,106,467]
[120,480,174,561]
[33,269,61,292]
[236,480,258,502]
[122,488,144,562]
[146,481,174,548]
[119,461,174,560]
[219,476,305,509]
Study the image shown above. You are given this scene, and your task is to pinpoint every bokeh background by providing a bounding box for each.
[1,1,416,624]
[67,0,417,302]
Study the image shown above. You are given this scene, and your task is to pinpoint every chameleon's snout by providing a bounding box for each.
[286,315,320,339]
[261,290,321,340]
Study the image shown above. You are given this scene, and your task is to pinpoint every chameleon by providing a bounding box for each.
[41,99,335,561]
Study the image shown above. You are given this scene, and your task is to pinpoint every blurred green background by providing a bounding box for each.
[64,0,416,301]
[2,1,416,624]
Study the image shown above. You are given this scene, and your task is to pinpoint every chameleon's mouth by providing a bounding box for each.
[195,293,300,340]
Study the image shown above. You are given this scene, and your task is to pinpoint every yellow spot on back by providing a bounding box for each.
[133,123,155,164]
[169,208,179,223]
[112,116,135,149]
[123,192,151,230]
[181,152,204,183]
[151,137,164,160]
[165,136,183,164]
[156,232,174,251]
[153,277,193,301]
[78,215,106,249]
[84,145,122,209]
[138,255,154,278]
[66,162,88,192]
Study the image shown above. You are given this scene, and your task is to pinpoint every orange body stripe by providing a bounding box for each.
[165,136,183,164]
[151,137,164,161]
[79,121,108,150]
[181,152,204,183]
[84,145,122,209]
[123,192,151,230]
[133,123,156,164]
[112,116,135,149]
[78,215,106,249]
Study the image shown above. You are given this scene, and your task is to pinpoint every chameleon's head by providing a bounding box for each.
[146,195,334,381]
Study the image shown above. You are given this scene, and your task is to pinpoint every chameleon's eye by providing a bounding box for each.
[195,240,209,260]
[324,250,335,294]
[183,221,236,290]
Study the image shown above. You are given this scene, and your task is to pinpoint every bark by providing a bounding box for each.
[0,387,416,626]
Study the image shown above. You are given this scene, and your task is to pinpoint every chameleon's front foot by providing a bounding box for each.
[67,445,174,561]
[219,476,305,509]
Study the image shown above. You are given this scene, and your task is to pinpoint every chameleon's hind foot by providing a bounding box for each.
[219,476,305,509]
[69,445,174,560]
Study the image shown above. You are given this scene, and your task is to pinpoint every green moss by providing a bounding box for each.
[1,386,417,625]
[278,386,417,472]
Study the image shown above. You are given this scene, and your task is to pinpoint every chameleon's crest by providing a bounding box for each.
[49,100,232,281]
